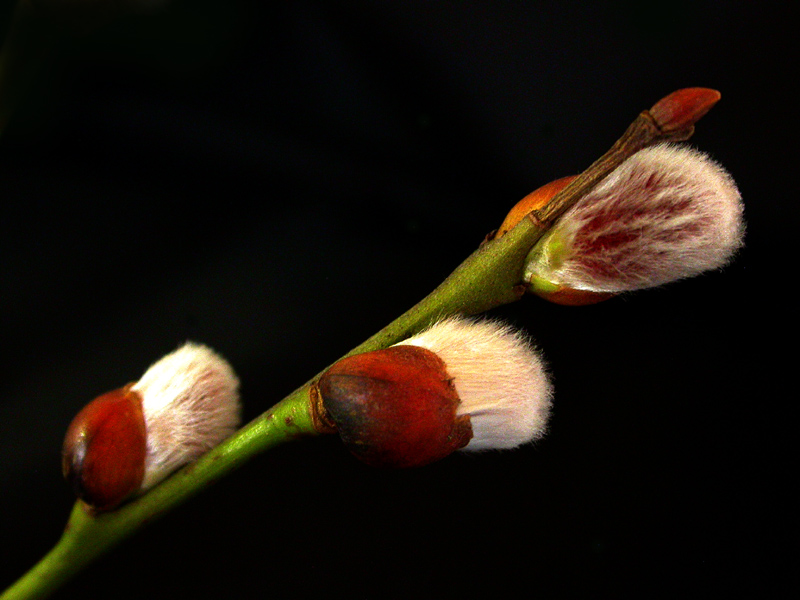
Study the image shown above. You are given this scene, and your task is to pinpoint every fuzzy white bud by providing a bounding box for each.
[396,317,553,451]
[525,143,744,294]
[131,342,241,489]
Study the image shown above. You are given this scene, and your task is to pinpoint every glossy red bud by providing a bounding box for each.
[496,176,576,237]
[318,345,473,468]
[649,88,720,136]
[62,385,147,511]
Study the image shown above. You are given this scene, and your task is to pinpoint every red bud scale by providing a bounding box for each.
[62,385,146,510]
[314,317,553,468]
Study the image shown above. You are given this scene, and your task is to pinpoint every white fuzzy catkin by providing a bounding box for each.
[525,143,744,293]
[396,317,553,450]
[131,343,241,490]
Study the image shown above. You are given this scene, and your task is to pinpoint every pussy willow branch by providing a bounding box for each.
[0,88,713,600]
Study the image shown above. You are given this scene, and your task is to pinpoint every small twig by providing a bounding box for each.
[531,88,720,228]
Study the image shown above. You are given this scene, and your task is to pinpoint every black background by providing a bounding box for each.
[0,2,790,598]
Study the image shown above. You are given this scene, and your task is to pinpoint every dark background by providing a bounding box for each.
[0,2,790,598]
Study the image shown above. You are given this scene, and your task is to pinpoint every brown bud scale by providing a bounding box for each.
[318,345,473,468]
[62,385,147,511]
[649,88,721,136]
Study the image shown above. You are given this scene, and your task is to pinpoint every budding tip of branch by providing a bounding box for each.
[649,88,721,135]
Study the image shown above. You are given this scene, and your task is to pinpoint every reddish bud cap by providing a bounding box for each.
[649,88,721,135]
[318,345,473,468]
[497,176,577,237]
[529,284,617,306]
[62,386,147,511]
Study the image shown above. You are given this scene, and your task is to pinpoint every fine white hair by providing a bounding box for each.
[132,342,241,489]
[396,316,553,451]
[525,143,744,292]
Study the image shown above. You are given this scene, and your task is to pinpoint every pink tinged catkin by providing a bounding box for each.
[524,143,744,294]
[396,317,553,451]
[131,343,242,490]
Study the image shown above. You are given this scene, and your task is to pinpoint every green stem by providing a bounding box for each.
[347,215,541,355]
[1,388,317,600]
